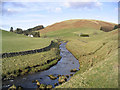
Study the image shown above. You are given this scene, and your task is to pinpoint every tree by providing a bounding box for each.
[113,25,118,30]
[15,28,23,34]
[31,32,40,37]
[10,27,13,32]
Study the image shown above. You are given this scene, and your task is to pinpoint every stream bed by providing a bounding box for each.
[2,42,80,89]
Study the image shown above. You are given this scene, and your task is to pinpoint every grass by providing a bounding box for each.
[55,29,118,88]
[2,30,52,53]
[41,22,118,88]
[2,41,61,80]
[2,19,118,88]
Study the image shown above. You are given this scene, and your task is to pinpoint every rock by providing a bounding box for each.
[8,84,16,90]
[57,75,61,78]
[70,74,73,76]
[40,77,42,79]
[39,84,46,89]
[46,85,53,89]
[48,75,57,80]
[54,83,58,86]
[32,80,36,83]
[66,75,69,78]
[36,80,41,87]
[70,68,78,72]
[17,86,23,90]
[58,76,67,84]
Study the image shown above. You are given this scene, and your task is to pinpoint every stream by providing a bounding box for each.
[2,42,80,89]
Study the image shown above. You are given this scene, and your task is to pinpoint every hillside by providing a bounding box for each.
[2,30,52,53]
[40,19,116,34]
[39,19,118,88]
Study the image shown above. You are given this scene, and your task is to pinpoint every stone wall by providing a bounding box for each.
[1,41,54,58]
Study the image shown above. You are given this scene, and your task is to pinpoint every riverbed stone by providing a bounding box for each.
[66,75,69,78]
[17,86,23,90]
[8,84,17,90]
[54,83,58,86]
[48,75,57,80]
[39,84,46,89]
[32,80,36,83]
[70,68,78,72]
[58,75,67,84]
[36,80,41,87]
[57,74,61,78]
[46,85,53,89]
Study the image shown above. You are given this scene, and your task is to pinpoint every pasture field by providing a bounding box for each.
[2,30,52,53]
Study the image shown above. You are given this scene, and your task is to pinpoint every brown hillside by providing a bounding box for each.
[40,19,116,33]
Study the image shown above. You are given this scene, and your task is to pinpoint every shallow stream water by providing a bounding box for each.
[2,42,80,89]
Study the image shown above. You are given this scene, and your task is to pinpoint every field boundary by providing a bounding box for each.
[1,41,54,58]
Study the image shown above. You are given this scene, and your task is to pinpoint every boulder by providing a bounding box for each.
[39,84,46,89]
[66,75,69,78]
[57,75,61,78]
[46,85,53,89]
[48,75,57,80]
[54,83,58,86]
[8,84,17,90]
[58,75,67,84]
[36,80,41,87]
[17,86,23,90]
[70,68,78,72]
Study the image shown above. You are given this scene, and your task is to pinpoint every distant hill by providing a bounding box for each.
[40,19,116,33]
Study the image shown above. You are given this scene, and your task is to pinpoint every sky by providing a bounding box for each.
[0,0,119,31]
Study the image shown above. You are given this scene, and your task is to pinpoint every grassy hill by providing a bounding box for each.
[2,30,52,53]
[39,19,118,88]
[40,19,116,34]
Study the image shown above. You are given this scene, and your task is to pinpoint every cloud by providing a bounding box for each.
[64,0,102,9]
[2,2,27,15]
[55,7,62,12]
[47,7,62,13]
[2,8,18,15]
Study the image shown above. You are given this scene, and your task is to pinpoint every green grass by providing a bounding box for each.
[2,30,52,53]
[2,41,61,80]
[1,30,61,80]
[41,26,118,88]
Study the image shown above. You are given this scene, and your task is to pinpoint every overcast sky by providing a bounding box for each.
[0,0,118,31]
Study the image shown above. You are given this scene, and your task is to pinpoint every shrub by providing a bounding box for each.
[100,26,114,32]
[10,27,13,32]
[80,33,89,37]
[14,28,23,34]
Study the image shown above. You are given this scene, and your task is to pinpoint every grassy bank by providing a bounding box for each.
[56,30,118,88]
[2,41,61,80]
